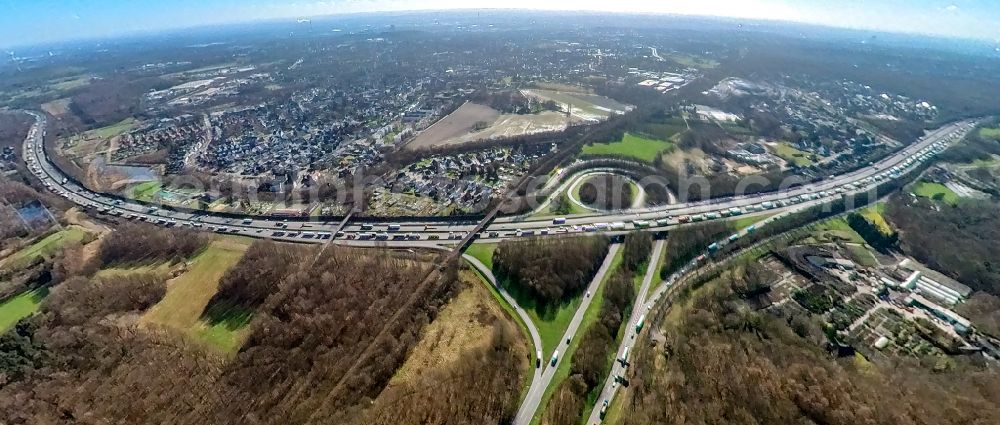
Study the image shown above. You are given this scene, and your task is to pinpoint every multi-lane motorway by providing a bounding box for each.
[18,109,977,424]
[20,110,975,251]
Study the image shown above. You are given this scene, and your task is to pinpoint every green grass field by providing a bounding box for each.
[664,52,720,69]
[772,143,815,167]
[858,203,892,234]
[581,133,674,163]
[531,248,625,425]
[465,243,497,270]
[3,227,90,270]
[0,288,49,332]
[49,75,92,92]
[88,118,136,140]
[512,247,624,362]
[95,262,172,279]
[141,240,249,352]
[979,127,1000,139]
[194,305,253,353]
[845,244,878,268]
[130,181,163,201]
[912,181,960,205]
[808,217,866,244]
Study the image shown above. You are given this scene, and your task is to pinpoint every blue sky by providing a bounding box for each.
[2,0,998,48]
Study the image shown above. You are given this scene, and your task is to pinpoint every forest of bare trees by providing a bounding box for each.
[361,313,525,425]
[0,233,532,424]
[97,222,209,266]
[660,221,731,278]
[578,175,633,210]
[493,235,611,304]
[886,196,1000,296]
[207,241,311,310]
[616,268,1000,425]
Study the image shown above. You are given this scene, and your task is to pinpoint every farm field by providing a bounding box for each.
[911,181,960,205]
[0,288,49,332]
[581,132,674,163]
[406,102,501,149]
[465,110,572,140]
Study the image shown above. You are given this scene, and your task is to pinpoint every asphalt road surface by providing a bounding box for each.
[20,109,975,250]
[513,243,622,425]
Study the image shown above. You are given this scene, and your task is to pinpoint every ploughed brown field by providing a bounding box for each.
[406,102,501,149]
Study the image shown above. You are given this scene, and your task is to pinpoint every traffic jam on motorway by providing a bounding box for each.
[23,116,974,245]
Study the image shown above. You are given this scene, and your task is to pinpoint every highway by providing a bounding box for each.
[15,109,978,424]
[20,109,976,251]
[513,243,622,425]
[578,239,665,424]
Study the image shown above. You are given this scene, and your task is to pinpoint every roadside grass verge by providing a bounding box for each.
[506,281,583,360]
[465,243,497,270]
[0,288,49,332]
[581,132,674,163]
[729,212,777,231]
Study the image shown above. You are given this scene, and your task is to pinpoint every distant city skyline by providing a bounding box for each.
[2,0,998,49]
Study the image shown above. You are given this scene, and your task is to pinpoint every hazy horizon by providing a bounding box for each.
[3,1,999,50]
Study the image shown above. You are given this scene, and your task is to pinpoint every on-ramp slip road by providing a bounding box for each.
[581,239,665,425]
[463,254,545,405]
[513,243,622,425]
